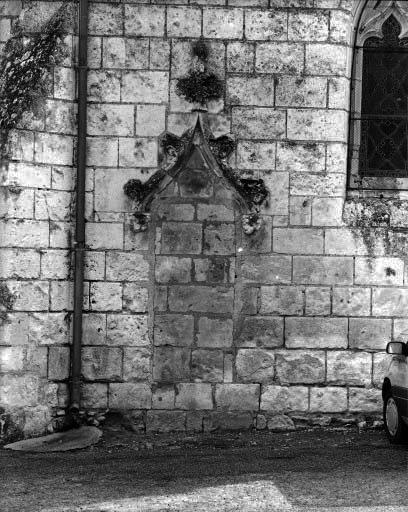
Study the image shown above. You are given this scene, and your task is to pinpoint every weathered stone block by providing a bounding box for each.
[167,6,202,37]
[0,347,25,372]
[106,252,149,282]
[197,204,234,222]
[50,281,89,312]
[0,375,39,407]
[276,350,325,384]
[277,142,325,173]
[90,282,122,312]
[197,317,233,348]
[0,249,40,279]
[175,383,213,410]
[349,318,391,351]
[203,412,253,432]
[291,173,345,197]
[136,105,166,137]
[0,187,34,219]
[82,313,106,345]
[171,40,225,79]
[237,316,284,348]
[89,3,122,35]
[215,384,260,411]
[203,224,235,255]
[192,350,224,383]
[123,347,151,382]
[327,351,372,386]
[260,286,304,315]
[29,313,70,346]
[236,349,275,383]
[150,39,170,70]
[332,287,370,316]
[305,287,331,316]
[245,10,286,40]
[0,219,49,248]
[227,77,274,107]
[276,77,327,108]
[82,347,122,381]
[372,288,408,317]
[107,314,149,347]
[312,198,344,227]
[155,257,191,284]
[48,347,70,381]
[325,229,386,256]
[267,415,295,431]
[261,385,308,413]
[81,383,108,409]
[124,5,165,37]
[203,8,243,39]
[193,257,234,284]
[109,383,151,409]
[161,222,202,255]
[348,388,382,413]
[310,387,347,413]
[237,141,275,171]
[373,353,390,388]
[288,11,329,40]
[152,386,175,410]
[123,285,148,313]
[153,347,190,383]
[306,43,347,75]
[355,257,404,286]
[287,109,347,142]
[122,71,168,103]
[285,317,348,349]
[146,411,186,432]
[86,223,123,250]
[293,256,353,285]
[227,42,254,73]
[232,108,285,139]
[118,138,158,168]
[242,255,292,284]
[273,228,323,254]
[157,204,195,222]
[154,314,194,347]
[256,42,304,74]
[169,286,234,314]
[7,281,48,311]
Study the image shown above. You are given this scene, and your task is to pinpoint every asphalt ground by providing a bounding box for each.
[1,427,407,512]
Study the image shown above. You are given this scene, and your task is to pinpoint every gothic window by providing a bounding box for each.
[349,2,408,191]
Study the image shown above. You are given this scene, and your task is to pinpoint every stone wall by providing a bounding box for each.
[1,0,402,438]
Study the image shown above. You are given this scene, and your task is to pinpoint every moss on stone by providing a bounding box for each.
[0,283,16,324]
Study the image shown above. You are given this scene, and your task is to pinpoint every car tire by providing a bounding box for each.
[383,393,408,444]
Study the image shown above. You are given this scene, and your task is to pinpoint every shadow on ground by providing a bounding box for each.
[1,428,407,511]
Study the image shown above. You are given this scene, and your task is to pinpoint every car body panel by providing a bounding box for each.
[387,354,408,425]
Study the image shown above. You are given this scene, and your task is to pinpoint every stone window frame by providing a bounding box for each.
[348,0,408,194]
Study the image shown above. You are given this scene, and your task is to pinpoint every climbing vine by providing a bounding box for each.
[0,2,71,157]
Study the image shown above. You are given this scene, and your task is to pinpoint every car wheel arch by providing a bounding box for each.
[382,378,392,401]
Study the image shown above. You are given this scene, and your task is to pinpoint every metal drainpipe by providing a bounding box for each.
[70,0,88,418]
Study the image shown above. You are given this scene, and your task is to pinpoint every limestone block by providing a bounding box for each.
[88,105,134,137]
[348,388,382,413]
[312,198,344,227]
[203,8,243,38]
[123,285,148,313]
[276,142,325,173]
[118,138,158,168]
[23,405,51,437]
[156,204,195,222]
[150,40,170,70]
[153,346,190,382]
[326,229,386,256]
[0,375,40,407]
[0,313,29,346]
[227,42,254,73]
[215,384,260,411]
[34,133,73,166]
[82,347,122,381]
[328,77,350,110]
[175,383,213,410]
[50,221,72,249]
[276,77,327,108]
[136,105,166,137]
[261,385,308,413]
[102,37,149,69]
[0,2,21,15]
[109,383,152,409]
[105,252,149,282]
[7,281,48,311]
[161,222,202,255]
[29,313,70,346]
[237,141,275,170]
[90,282,122,312]
[293,256,353,285]
[301,287,330,316]
[276,350,325,384]
[232,107,285,139]
[87,70,120,102]
[87,137,118,167]
[40,250,70,279]
[86,223,123,250]
[242,216,272,254]
[167,6,201,37]
[373,353,390,388]
[349,318,391,351]
[372,288,408,317]
[288,11,329,41]
[0,249,40,279]
[393,318,408,341]
[236,349,275,383]
[355,257,404,286]
[273,228,323,254]
[285,317,348,349]
[267,415,295,431]
[224,354,234,383]
[107,314,149,346]
[327,351,372,386]
[0,347,25,372]
[155,257,191,284]
[50,281,89,312]
[124,5,165,36]
[0,219,48,248]
[310,387,347,413]
[256,42,304,74]
[35,190,72,222]
[154,286,167,312]
[326,143,348,173]
[306,43,347,75]
[262,172,289,216]
[26,345,48,377]
[81,383,108,409]
[203,224,235,255]
[3,162,51,189]
[169,286,234,314]
[154,314,194,347]
[260,286,303,315]
[197,317,233,348]
[193,257,234,284]
[146,411,186,432]
[242,255,292,284]
[45,99,76,135]
[122,71,168,103]
[123,347,151,382]
[84,252,105,281]
[0,188,34,219]
[237,316,284,348]
[0,18,10,42]
[88,36,101,68]
[330,9,351,43]
[245,10,286,40]
[172,40,225,79]
[197,204,234,222]
[227,77,274,107]
[83,313,106,345]
[152,386,175,409]
[203,412,253,432]
[53,67,75,101]
[89,3,122,35]
[48,347,70,380]
[290,173,345,196]
[192,349,224,383]
[287,109,347,142]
